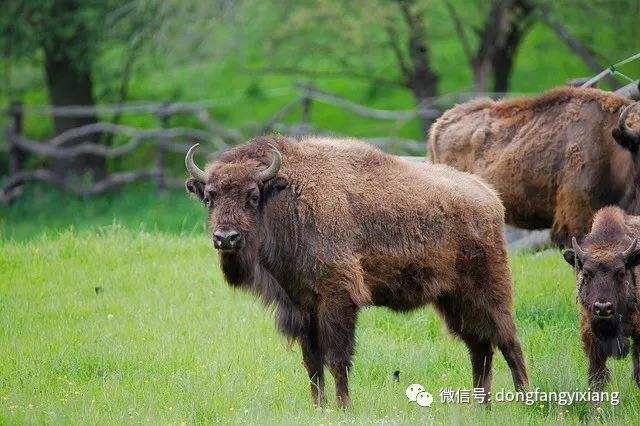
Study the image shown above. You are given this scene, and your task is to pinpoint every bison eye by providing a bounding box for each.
[202,196,212,208]
[248,194,260,207]
[582,270,593,279]
[616,270,626,281]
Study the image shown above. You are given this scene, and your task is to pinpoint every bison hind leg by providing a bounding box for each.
[493,311,529,391]
[464,336,494,404]
[434,293,495,402]
[435,292,529,395]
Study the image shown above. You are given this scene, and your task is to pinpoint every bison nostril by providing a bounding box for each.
[593,301,614,317]
[227,232,240,244]
[213,230,242,249]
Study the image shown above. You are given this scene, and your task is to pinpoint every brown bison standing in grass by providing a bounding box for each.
[563,206,640,395]
[430,87,640,247]
[184,136,528,407]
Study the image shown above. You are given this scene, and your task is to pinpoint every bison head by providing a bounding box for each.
[184,143,287,284]
[564,237,640,352]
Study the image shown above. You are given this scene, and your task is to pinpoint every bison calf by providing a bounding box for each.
[563,206,640,393]
[185,136,528,407]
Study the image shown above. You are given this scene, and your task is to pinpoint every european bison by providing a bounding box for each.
[184,135,528,407]
[430,87,640,247]
[563,206,640,393]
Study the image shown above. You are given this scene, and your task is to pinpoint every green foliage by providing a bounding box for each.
[1,0,638,152]
[0,0,118,69]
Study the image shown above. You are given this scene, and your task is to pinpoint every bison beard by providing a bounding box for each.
[591,318,631,359]
[186,136,529,407]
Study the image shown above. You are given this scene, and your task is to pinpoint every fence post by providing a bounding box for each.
[154,104,169,192]
[295,84,313,138]
[7,100,24,176]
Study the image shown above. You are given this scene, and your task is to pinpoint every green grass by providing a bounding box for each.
[0,184,205,242]
[2,216,640,423]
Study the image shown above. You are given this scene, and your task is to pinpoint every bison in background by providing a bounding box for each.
[185,136,528,407]
[563,206,640,396]
[430,87,640,247]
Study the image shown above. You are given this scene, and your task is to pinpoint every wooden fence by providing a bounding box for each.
[8,81,635,203]
[1,84,450,202]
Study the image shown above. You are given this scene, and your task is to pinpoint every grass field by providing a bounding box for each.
[2,188,640,424]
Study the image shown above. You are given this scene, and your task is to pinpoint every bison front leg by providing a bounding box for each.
[587,350,609,392]
[464,337,494,403]
[299,317,326,406]
[587,349,609,417]
[317,295,358,408]
[632,337,640,387]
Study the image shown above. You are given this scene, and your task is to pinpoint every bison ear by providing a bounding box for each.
[626,252,640,268]
[625,248,640,268]
[563,248,578,267]
[263,176,288,199]
[185,178,205,201]
[613,128,640,153]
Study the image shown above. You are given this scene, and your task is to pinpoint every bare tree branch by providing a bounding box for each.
[537,4,620,88]
[443,0,473,64]
[384,24,411,80]
[242,66,402,87]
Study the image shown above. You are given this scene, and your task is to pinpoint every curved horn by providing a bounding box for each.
[255,144,282,182]
[185,143,207,182]
[622,238,638,261]
[572,236,587,264]
[616,103,640,145]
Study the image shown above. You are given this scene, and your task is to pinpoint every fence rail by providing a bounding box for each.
[2,84,440,202]
[6,81,635,203]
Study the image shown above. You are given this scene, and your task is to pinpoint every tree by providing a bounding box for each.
[385,0,439,135]
[445,0,536,93]
[257,0,441,137]
[0,1,123,178]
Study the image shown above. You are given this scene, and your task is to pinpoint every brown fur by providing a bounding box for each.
[186,135,529,407]
[563,206,640,394]
[430,87,640,247]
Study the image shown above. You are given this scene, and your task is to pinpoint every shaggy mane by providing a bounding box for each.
[492,87,629,115]
[583,206,629,248]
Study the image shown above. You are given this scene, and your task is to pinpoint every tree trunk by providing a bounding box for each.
[457,0,534,94]
[398,1,439,138]
[491,14,530,93]
[407,74,438,137]
[492,50,515,93]
[44,43,105,179]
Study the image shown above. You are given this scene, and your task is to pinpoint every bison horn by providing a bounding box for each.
[185,143,208,182]
[622,238,638,261]
[617,103,640,145]
[255,144,282,182]
[571,236,587,264]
